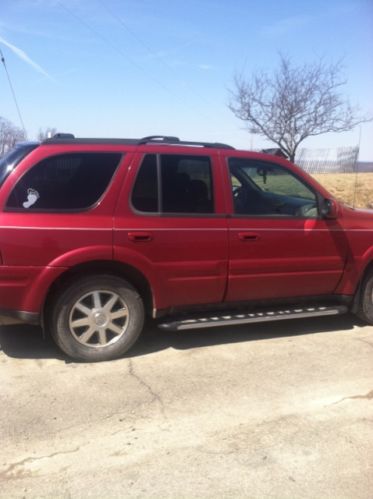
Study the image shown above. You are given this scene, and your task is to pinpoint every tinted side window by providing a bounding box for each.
[229,158,318,217]
[7,153,121,211]
[131,154,214,214]
[132,154,158,212]
[161,154,213,213]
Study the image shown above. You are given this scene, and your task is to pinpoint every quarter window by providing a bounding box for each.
[6,152,121,211]
[229,158,318,217]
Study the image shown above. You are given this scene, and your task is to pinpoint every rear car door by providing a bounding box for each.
[113,149,228,312]
[224,154,347,302]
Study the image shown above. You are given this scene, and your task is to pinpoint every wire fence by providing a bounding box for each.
[295,146,360,174]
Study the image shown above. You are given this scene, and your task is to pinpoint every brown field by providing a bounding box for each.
[311,173,373,210]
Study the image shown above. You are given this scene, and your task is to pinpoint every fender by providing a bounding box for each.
[335,245,373,295]
[48,245,113,268]
[21,245,112,312]
[361,245,373,278]
[22,244,165,314]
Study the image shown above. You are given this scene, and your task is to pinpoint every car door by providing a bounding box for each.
[224,155,347,302]
[113,149,229,311]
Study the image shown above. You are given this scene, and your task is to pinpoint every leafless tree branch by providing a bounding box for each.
[228,55,372,162]
[0,116,27,156]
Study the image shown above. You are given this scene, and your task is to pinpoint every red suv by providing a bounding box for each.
[0,134,372,361]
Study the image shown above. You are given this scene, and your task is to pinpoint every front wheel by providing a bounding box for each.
[51,275,145,361]
[358,270,373,324]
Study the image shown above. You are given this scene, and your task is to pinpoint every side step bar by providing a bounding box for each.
[158,305,348,331]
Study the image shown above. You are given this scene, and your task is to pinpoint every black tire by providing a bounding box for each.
[50,275,145,362]
[358,270,373,325]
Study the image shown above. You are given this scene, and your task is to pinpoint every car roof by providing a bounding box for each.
[42,134,236,150]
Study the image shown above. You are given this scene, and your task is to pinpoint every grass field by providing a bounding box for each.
[312,173,373,210]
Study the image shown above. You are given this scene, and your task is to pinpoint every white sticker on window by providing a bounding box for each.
[23,188,40,209]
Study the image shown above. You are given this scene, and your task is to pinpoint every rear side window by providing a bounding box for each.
[132,154,214,214]
[6,152,122,211]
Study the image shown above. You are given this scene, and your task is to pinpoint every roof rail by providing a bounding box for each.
[261,148,288,158]
[138,135,180,144]
[138,135,235,149]
[51,133,75,140]
[42,133,235,150]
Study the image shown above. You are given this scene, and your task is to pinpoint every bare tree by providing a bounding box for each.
[0,116,27,156]
[229,55,371,162]
[37,127,57,141]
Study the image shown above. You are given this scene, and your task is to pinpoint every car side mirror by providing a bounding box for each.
[321,198,338,219]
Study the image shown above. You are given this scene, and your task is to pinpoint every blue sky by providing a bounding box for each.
[0,0,372,159]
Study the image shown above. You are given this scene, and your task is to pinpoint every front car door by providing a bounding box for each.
[224,153,347,302]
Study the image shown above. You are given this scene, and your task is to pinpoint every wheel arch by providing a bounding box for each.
[42,260,154,328]
[352,259,373,313]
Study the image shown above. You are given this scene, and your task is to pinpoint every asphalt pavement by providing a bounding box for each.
[1,315,372,498]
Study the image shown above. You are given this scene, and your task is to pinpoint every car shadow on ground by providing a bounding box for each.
[0,314,363,362]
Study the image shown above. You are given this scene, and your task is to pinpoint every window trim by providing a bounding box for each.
[130,153,161,216]
[156,154,162,213]
[5,151,123,214]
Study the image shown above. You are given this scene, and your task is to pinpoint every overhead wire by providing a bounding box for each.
[57,0,215,122]
[95,0,216,110]
[57,2,186,101]
[0,48,27,136]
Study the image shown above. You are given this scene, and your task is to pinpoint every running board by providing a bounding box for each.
[158,305,348,331]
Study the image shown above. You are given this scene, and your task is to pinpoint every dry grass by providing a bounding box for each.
[311,173,373,210]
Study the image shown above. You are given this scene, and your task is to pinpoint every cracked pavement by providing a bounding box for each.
[0,315,372,498]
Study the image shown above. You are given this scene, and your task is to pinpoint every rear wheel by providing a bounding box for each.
[51,275,145,361]
[358,270,373,324]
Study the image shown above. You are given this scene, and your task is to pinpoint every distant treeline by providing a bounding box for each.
[357,162,373,172]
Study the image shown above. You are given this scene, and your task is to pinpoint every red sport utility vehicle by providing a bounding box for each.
[0,134,372,361]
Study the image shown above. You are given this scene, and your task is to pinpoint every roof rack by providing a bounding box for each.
[261,148,288,158]
[52,133,75,140]
[138,135,180,144]
[137,135,235,149]
[43,133,235,150]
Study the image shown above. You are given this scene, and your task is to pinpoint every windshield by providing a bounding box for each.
[0,143,38,187]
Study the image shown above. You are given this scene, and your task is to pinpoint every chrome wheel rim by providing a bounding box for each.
[69,290,129,348]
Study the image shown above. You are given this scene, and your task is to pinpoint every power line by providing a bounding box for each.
[57,1,179,98]
[96,0,182,73]
[57,0,215,123]
[0,48,27,136]
[95,0,216,110]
